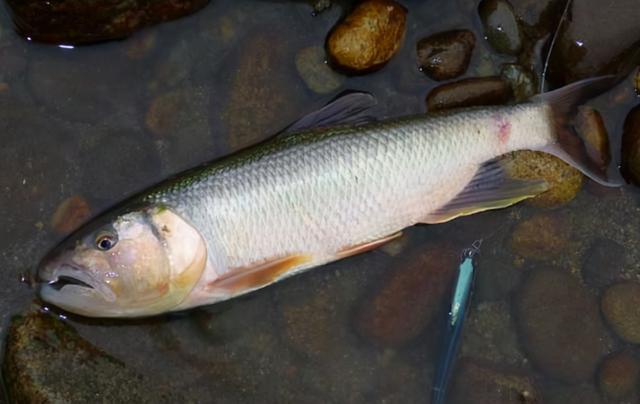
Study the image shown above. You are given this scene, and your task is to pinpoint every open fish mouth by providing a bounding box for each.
[49,274,94,291]
[39,264,116,302]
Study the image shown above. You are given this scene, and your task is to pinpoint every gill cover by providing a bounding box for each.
[38,207,207,318]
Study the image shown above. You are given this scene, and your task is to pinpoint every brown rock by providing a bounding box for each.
[503,150,583,208]
[601,282,640,343]
[326,0,407,72]
[598,350,640,400]
[4,0,209,45]
[221,34,306,151]
[355,243,457,347]
[516,269,609,383]
[575,106,610,171]
[416,30,475,81]
[50,196,91,235]
[635,68,640,95]
[426,77,511,111]
[621,105,640,184]
[478,0,523,55]
[510,213,571,260]
[449,360,540,404]
[581,238,626,290]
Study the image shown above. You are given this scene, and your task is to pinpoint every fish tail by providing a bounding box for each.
[530,76,624,187]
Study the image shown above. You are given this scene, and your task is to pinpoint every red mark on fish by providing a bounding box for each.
[493,114,511,145]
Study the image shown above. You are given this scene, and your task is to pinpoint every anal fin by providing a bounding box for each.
[336,232,402,259]
[212,255,312,294]
[423,160,548,224]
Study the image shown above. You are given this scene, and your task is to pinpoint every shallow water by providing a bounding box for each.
[1,0,640,402]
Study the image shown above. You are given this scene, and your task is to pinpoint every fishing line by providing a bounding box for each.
[540,0,573,92]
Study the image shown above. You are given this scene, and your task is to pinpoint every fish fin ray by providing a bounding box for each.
[336,232,402,259]
[531,75,624,186]
[282,91,378,134]
[422,160,548,224]
[212,255,312,293]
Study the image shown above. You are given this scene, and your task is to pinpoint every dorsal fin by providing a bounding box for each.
[283,91,378,133]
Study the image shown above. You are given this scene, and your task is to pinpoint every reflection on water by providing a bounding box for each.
[1,0,639,402]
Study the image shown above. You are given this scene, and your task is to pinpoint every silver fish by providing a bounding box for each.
[37,78,619,317]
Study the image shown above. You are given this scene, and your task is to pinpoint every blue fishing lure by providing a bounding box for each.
[431,240,481,404]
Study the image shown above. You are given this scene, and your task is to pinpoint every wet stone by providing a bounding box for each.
[601,282,640,344]
[326,0,407,72]
[221,33,307,151]
[426,77,511,111]
[516,269,609,383]
[145,86,215,174]
[416,30,475,81]
[545,384,604,404]
[598,350,640,401]
[50,195,92,235]
[500,63,536,101]
[355,242,457,348]
[2,311,182,403]
[449,360,540,404]
[635,68,640,95]
[28,49,139,124]
[295,46,344,94]
[510,213,571,260]
[575,106,610,171]
[478,0,523,55]
[581,238,626,290]
[503,150,583,208]
[547,0,640,87]
[460,301,527,367]
[621,105,640,185]
[4,0,209,44]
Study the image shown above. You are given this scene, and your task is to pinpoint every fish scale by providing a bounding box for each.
[146,104,551,279]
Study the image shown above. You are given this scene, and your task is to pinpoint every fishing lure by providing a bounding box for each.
[432,239,481,404]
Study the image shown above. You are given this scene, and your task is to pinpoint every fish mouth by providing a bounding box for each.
[39,264,116,303]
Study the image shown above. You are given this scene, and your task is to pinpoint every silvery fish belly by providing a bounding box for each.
[36,82,619,317]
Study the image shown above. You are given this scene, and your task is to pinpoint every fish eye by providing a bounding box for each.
[95,231,117,251]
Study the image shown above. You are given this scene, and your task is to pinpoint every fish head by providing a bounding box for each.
[37,206,207,317]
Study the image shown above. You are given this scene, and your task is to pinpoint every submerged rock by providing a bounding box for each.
[326,0,407,72]
[449,360,539,404]
[510,213,571,260]
[50,195,92,235]
[426,77,511,111]
[478,0,522,55]
[145,86,215,174]
[500,64,537,101]
[295,46,344,94]
[581,238,626,290]
[503,150,583,208]
[516,269,608,383]
[4,0,209,44]
[621,105,640,184]
[598,350,640,401]
[601,282,640,344]
[355,243,457,348]
[416,30,475,81]
[575,106,610,172]
[2,311,182,403]
[545,383,603,404]
[547,0,640,87]
[221,33,306,151]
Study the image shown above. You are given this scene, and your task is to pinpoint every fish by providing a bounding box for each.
[432,240,480,404]
[36,77,621,317]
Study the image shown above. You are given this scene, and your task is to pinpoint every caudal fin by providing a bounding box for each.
[530,76,625,187]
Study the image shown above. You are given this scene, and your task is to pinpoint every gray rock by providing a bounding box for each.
[295,46,344,94]
[478,0,523,55]
[547,0,640,87]
[581,238,626,290]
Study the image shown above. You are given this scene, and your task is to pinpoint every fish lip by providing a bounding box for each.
[40,264,116,303]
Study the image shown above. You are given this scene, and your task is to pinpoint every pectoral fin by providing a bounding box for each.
[213,255,312,294]
[423,160,548,224]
